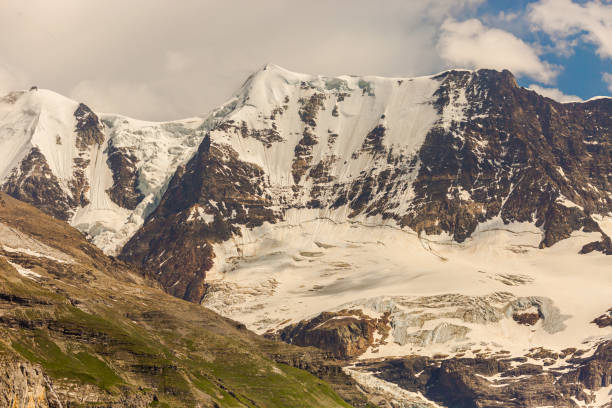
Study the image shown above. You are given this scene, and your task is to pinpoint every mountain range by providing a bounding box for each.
[0,64,610,407]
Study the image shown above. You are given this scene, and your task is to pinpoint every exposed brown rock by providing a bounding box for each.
[74,103,104,149]
[356,338,612,408]
[512,311,540,326]
[581,235,612,255]
[292,127,319,183]
[239,120,283,147]
[592,308,612,328]
[298,92,326,127]
[276,309,390,359]
[1,103,106,221]
[105,140,144,209]
[1,148,74,221]
[68,103,105,209]
[120,134,279,302]
[361,124,386,155]
[400,70,611,246]
[0,357,51,408]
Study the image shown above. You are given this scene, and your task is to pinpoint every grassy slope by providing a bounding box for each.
[0,192,355,408]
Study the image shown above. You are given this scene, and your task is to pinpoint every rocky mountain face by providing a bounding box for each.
[410,70,611,249]
[0,356,54,408]
[349,340,612,408]
[120,134,280,302]
[273,310,391,360]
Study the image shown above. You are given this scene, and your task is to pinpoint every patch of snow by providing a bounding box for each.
[6,259,42,280]
[186,205,215,224]
[2,245,70,264]
[344,366,443,408]
[0,222,74,263]
[556,195,584,211]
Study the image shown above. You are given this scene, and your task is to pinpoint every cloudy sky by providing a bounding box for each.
[0,0,610,120]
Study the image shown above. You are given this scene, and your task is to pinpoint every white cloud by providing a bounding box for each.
[603,73,612,92]
[0,63,28,95]
[527,84,582,102]
[529,0,612,59]
[165,51,191,73]
[0,0,485,120]
[69,79,182,120]
[437,19,559,83]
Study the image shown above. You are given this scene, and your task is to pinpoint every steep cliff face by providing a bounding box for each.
[405,70,611,248]
[121,134,281,302]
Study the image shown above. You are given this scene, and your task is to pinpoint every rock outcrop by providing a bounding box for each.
[1,147,74,221]
[120,134,280,302]
[275,310,390,359]
[353,339,612,408]
[105,139,145,209]
[0,357,53,408]
[593,308,612,328]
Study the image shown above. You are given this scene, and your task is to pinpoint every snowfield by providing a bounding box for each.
[204,210,612,360]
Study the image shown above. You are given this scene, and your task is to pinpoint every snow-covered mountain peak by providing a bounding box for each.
[1,87,80,111]
[0,88,91,186]
[248,63,479,91]
[0,87,209,254]
[236,63,454,116]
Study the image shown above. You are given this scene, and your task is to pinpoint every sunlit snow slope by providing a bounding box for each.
[0,89,208,254]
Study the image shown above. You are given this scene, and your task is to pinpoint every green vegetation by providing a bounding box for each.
[12,332,122,392]
[0,192,357,407]
[1,268,355,407]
